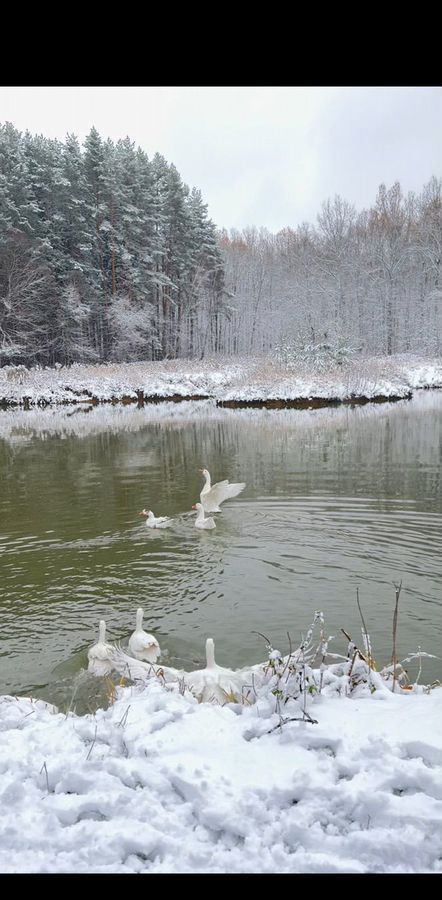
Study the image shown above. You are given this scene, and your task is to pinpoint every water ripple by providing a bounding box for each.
[0,390,441,700]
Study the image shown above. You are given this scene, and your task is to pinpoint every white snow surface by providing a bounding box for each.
[1,355,441,407]
[0,679,441,873]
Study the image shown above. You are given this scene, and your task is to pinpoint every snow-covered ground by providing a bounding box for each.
[1,665,441,874]
[0,358,248,406]
[1,354,441,407]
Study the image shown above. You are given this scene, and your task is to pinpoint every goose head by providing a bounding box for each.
[138,509,152,518]
[192,503,203,511]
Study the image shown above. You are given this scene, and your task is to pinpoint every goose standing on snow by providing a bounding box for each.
[128,608,161,662]
[192,502,216,530]
[139,509,172,528]
[87,620,113,676]
[185,638,244,703]
[199,467,245,513]
[109,637,249,704]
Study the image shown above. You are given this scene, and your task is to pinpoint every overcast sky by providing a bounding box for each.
[1,86,441,233]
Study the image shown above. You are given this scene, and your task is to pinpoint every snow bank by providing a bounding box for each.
[1,672,441,873]
[0,359,250,407]
[218,355,442,403]
[0,355,441,408]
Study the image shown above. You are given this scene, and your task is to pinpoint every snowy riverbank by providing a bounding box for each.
[1,355,441,409]
[1,674,441,874]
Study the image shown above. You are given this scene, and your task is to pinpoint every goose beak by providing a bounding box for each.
[191,504,197,510]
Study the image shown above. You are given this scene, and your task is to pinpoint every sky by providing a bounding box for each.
[1,86,441,233]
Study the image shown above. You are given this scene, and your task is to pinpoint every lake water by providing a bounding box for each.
[0,392,441,710]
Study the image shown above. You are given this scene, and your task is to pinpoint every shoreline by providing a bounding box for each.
[0,392,212,411]
[0,355,440,411]
[216,391,414,409]
[0,391,416,411]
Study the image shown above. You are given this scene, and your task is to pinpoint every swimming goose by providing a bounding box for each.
[128,608,161,662]
[192,502,216,529]
[87,620,114,676]
[139,509,172,528]
[199,467,245,512]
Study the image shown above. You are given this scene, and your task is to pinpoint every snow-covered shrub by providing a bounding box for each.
[1,364,28,383]
[274,335,362,372]
[242,610,440,732]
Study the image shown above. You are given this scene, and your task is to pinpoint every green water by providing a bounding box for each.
[0,392,441,709]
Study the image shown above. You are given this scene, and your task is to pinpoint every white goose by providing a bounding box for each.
[87,620,114,676]
[139,509,172,528]
[199,467,245,512]
[185,638,245,703]
[128,608,161,662]
[109,637,246,704]
[192,502,216,529]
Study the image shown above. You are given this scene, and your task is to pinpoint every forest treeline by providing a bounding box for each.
[1,122,441,366]
[0,123,224,366]
[220,179,442,358]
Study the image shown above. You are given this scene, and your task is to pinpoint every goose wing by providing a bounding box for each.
[129,630,160,656]
[87,641,113,676]
[202,480,245,509]
[88,642,112,663]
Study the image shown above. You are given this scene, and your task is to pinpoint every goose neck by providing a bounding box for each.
[206,638,216,667]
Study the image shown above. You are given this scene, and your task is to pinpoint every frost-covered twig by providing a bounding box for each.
[356,587,374,669]
[267,711,318,733]
[117,705,131,728]
[40,761,50,794]
[85,724,98,761]
[391,581,402,693]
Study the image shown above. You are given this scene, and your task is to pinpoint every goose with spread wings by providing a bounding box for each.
[199,468,245,513]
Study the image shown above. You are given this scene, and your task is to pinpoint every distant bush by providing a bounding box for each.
[1,364,28,383]
[274,336,362,371]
